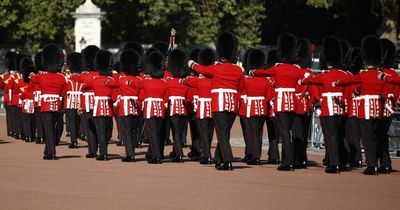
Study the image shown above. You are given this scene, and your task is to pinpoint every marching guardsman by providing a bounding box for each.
[292,38,316,168]
[20,65,36,142]
[333,35,386,175]
[32,52,46,144]
[114,49,142,162]
[243,49,270,165]
[81,50,115,161]
[0,52,17,137]
[165,49,189,163]
[30,44,67,160]
[238,48,254,163]
[188,32,245,171]
[134,51,168,164]
[64,53,84,149]
[183,47,216,164]
[75,45,100,158]
[343,47,363,168]
[250,33,307,171]
[264,49,281,165]
[301,36,351,173]
[376,38,397,173]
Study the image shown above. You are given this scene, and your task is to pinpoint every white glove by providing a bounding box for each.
[188,60,196,69]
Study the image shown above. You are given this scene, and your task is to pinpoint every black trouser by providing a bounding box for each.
[266,117,280,161]
[275,112,296,165]
[114,114,121,142]
[188,113,201,155]
[245,116,265,159]
[159,113,170,156]
[121,115,139,157]
[378,118,392,167]
[359,118,380,167]
[5,104,11,134]
[42,112,58,156]
[170,115,187,157]
[138,112,145,145]
[345,117,362,164]
[93,116,112,156]
[34,107,45,139]
[66,109,80,144]
[240,116,252,160]
[55,109,64,145]
[9,106,17,135]
[22,113,35,139]
[320,116,346,167]
[15,107,23,137]
[292,114,308,164]
[213,112,236,163]
[84,111,98,154]
[197,118,214,159]
[145,117,163,159]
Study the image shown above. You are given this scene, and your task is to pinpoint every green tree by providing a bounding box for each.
[138,0,266,50]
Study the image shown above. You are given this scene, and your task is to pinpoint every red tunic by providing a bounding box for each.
[294,68,315,115]
[30,72,43,107]
[192,62,244,113]
[75,71,99,112]
[134,77,168,119]
[0,72,12,105]
[165,76,189,116]
[8,73,24,107]
[114,75,142,117]
[242,75,270,117]
[82,75,114,117]
[183,75,213,119]
[251,63,307,113]
[20,83,35,114]
[64,74,83,109]
[31,72,67,112]
[302,69,351,117]
[381,68,398,117]
[336,69,385,119]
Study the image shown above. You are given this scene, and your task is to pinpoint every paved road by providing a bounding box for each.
[0,116,399,210]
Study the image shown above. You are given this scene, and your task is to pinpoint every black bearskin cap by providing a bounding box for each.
[348,47,362,74]
[42,44,63,73]
[168,49,187,78]
[242,48,254,72]
[152,41,169,57]
[198,48,217,66]
[94,50,113,76]
[361,35,383,67]
[22,65,36,83]
[4,51,17,71]
[247,49,266,71]
[277,33,297,63]
[216,31,238,62]
[266,49,279,69]
[15,54,29,73]
[189,48,201,62]
[120,50,140,76]
[340,39,352,69]
[297,38,312,68]
[123,41,144,58]
[82,45,100,71]
[146,51,164,78]
[19,57,33,74]
[321,36,342,68]
[67,53,83,74]
[380,38,396,68]
[34,52,43,71]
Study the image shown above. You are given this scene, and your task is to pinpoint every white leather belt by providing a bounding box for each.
[275,88,295,112]
[360,95,380,119]
[145,98,163,119]
[246,96,265,117]
[198,97,211,119]
[211,88,237,112]
[321,92,342,116]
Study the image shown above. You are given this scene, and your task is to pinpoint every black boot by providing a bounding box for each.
[85,153,97,158]
[363,167,378,175]
[96,155,109,161]
[43,154,57,160]
[68,142,78,149]
[325,165,340,174]
[266,159,280,165]
[36,137,45,144]
[172,156,184,163]
[199,157,213,165]
[147,158,162,164]
[246,158,261,165]
[378,166,392,174]
[121,156,135,162]
[216,162,233,171]
[277,164,294,171]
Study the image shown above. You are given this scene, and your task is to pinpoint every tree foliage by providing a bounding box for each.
[138,0,266,50]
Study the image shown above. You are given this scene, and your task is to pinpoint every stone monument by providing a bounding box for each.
[72,0,105,52]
